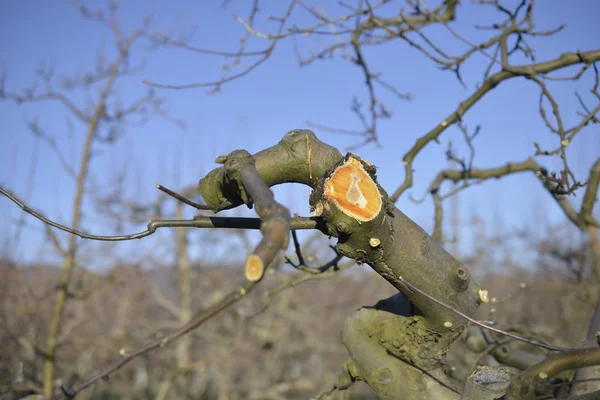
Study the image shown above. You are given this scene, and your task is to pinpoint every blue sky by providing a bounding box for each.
[0,0,598,270]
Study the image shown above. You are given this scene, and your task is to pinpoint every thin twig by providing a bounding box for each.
[155,184,212,210]
[397,276,570,352]
[0,186,319,241]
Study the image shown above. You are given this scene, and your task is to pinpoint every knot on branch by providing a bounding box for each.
[212,149,256,209]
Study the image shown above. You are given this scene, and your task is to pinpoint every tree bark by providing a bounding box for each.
[199,130,485,399]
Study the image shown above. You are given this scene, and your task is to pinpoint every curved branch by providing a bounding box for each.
[0,185,318,240]
[571,298,600,396]
[581,158,600,226]
[423,157,599,240]
[390,50,600,202]
[507,347,600,400]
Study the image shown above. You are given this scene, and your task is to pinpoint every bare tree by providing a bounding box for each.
[0,2,179,397]
[145,2,600,397]
[0,128,594,400]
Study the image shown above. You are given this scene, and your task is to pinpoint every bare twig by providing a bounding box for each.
[144,0,297,90]
[390,50,600,203]
[155,184,212,210]
[397,276,569,352]
[0,186,319,242]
